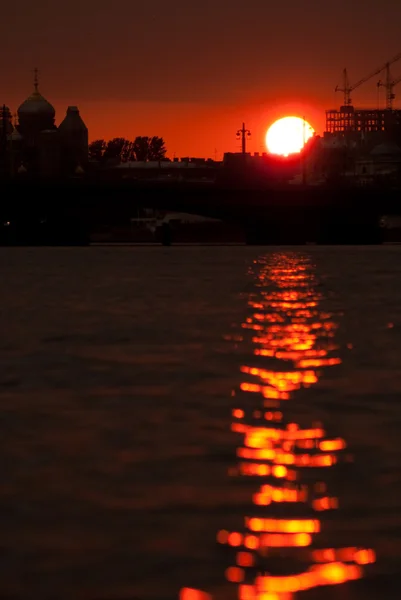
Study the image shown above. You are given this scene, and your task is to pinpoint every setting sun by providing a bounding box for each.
[266,116,314,156]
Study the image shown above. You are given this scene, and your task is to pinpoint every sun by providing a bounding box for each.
[266,116,314,156]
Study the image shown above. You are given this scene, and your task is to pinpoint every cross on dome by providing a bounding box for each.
[17,68,56,122]
[34,68,39,93]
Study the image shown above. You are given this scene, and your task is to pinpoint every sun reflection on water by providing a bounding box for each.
[181,254,375,600]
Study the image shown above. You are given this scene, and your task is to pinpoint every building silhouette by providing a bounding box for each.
[1,69,88,178]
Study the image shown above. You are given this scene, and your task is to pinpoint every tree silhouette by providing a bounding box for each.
[89,136,167,163]
[104,137,134,162]
[121,140,135,163]
[149,136,166,160]
[133,136,150,161]
[133,136,166,161]
[88,139,106,161]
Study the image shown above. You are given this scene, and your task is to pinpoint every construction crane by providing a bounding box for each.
[377,67,401,110]
[335,51,401,107]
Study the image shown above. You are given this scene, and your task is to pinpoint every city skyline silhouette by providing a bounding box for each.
[1,1,401,156]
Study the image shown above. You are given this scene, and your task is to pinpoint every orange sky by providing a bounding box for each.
[6,83,400,160]
[49,97,326,160]
[2,1,401,159]
[13,82,400,160]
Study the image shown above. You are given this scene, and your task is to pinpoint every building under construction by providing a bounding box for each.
[325,106,401,135]
[325,52,401,142]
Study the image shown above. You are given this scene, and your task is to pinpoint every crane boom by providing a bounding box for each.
[335,51,401,107]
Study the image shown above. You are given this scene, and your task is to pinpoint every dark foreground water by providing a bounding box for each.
[0,246,400,600]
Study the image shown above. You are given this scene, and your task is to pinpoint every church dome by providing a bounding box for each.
[17,70,55,121]
[18,90,55,119]
[7,126,23,142]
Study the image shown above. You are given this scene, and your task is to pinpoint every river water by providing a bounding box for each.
[0,246,400,600]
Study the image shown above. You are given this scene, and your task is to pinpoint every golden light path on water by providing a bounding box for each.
[181,254,375,600]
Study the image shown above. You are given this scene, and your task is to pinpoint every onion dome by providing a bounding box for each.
[17,164,27,174]
[17,69,55,121]
[18,92,55,119]
[7,126,23,142]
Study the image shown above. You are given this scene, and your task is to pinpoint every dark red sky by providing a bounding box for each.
[1,1,401,157]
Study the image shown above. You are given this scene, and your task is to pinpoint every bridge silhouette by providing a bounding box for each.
[1,178,400,244]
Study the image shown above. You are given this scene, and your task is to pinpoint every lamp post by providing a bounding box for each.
[236,122,251,154]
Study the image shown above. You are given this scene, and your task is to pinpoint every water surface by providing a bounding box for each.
[0,246,400,599]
